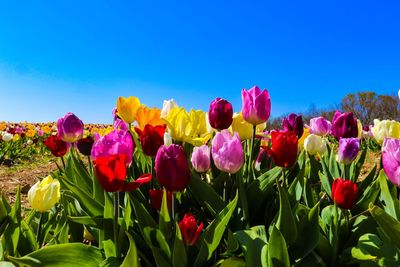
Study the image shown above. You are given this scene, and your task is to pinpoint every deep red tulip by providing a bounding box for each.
[76,136,94,156]
[332,178,358,209]
[149,189,173,210]
[93,154,151,192]
[43,135,69,157]
[282,113,304,138]
[135,124,166,157]
[178,213,204,246]
[265,131,298,168]
[208,97,233,130]
[331,111,358,140]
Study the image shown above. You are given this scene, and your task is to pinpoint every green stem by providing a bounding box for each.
[114,192,120,261]
[87,156,92,176]
[282,168,287,188]
[248,125,256,183]
[36,212,44,246]
[61,156,66,169]
[171,193,175,221]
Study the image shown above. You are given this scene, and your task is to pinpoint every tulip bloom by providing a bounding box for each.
[331,111,358,140]
[304,134,327,156]
[113,118,129,132]
[371,119,400,144]
[57,112,84,143]
[155,144,191,191]
[332,178,358,209]
[136,105,164,131]
[43,135,69,157]
[161,99,178,118]
[265,131,298,168]
[116,96,141,124]
[337,138,360,164]
[241,86,271,125]
[149,189,173,210]
[178,213,204,246]
[309,116,331,136]
[1,132,13,142]
[28,175,60,212]
[231,112,266,140]
[208,97,233,130]
[212,130,244,174]
[93,154,151,192]
[77,136,94,156]
[135,124,166,157]
[191,145,211,173]
[91,129,135,166]
[382,138,400,186]
[282,113,304,138]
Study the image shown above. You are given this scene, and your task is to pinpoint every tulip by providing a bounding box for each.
[211,130,244,174]
[231,112,266,140]
[178,213,204,246]
[57,112,84,143]
[164,132,172,146]
[382,138,400,186]
[136,105,164,131]
[332,178,358,209]
[116,96,141,124]
[331,111,358,140]
[371,119,400,145]
[135,124,166,157]
[265,131,298,168]
[93,154,151,192]
[282,113,304,138]
[208,97,233,130]
[91,129,135,166]
[1,132,13,142]
[155,144,191,191]
[113,118,129,132]
[43,135,69,157]
[77,136,94,156]
[309,116,331,136]
[241,85,271,125]
[298,127,310,150]
[336,138,360,164]
[149,189,173,210]
[161,99,178,118]
[28,175,60,212]
[304,134,327,156]
[191,145,211,173]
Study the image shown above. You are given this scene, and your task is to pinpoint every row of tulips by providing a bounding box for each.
[1,86,400,266]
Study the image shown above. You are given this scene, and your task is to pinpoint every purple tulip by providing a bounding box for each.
[331,111,358,140]
[282,113,304,138]
[337,138,360,164]
[208,97,233,130]
[91,129,135,166]
[309,116,332,136]
[113,118,129,132]
[382,138,400,186]
[57,112,84,143]
[155,144,191,191]
[191,145,211,173]
[211,130,244,174]
[241,86,271,125]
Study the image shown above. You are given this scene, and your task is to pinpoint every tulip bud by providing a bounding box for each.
[231,112,266,140]
[332,178,358,209]
[161,99,178,118]
[155,144,191,191]
[211,130,244,174]
[208,97,233,130]
[265,131,298,168]
[371,119,400,144]
[28,175,60,212]
[77,136,94,156]
[116,96,141,124]
[304,134,327,156]
[57,112,84,143]
[191,145,211,173]
[382,137,400,186]
[331,111,358,140]
[336,138,360,164]
[241,86,271,125]
[309,116,331,136]
[282,113,304,138]
[178,213,204,246]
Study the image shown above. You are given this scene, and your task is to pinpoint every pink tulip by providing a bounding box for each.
[241,86,271,125]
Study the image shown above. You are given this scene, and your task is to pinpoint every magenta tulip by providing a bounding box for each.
[208,97,233,130]
[337,138,360,164]
[331,111,358,140]
[191,145,211,173]
[241,86,271,125]
[382,137,400,186]
[282,113,304,138]
[57,112,84,143]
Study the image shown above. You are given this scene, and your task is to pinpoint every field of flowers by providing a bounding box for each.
[0,86,400,266]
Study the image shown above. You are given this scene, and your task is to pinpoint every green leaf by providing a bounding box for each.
[121,232,140,267]
[276,181,297,246]
[65,151,92,194]
[377,170,400,220]
[234,226,268,267]
[194,191,238,267]
[143,227,171,265]
[351,148,367,182]
[354,178,380,214]
[319,164,332,197]
[220,257,246,267]
[130,195,157,233]
[159,189,172,242]
[8,243,104,267]
[172,222,187,267]
[369,205,400,248]
[267,226,290,267]
[0,262,16,267]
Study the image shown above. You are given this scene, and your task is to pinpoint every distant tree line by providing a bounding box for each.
[268,91,400,129]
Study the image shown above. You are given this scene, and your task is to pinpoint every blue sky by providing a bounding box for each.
[0,1,399,123]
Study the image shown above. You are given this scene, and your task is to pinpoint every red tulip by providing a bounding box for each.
[208,97,233,130]
[178,213,204,246]
[135,124,166,157]
[332,178,358,209]
[93,154,151,192]
[149,189,173,210]
[43,135,69,157]
[265,131,298,168]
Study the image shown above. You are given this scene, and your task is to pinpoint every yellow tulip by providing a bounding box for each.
[135,105,164,130]
[13,134,20,141]
[28,175,60,212]
[298,127,310,150]
[116,96,141,124]
[357,119,363,139]
[230,112,266,140]
[371,119,400,144]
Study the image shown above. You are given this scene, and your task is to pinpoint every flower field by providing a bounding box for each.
[1,86,400,266]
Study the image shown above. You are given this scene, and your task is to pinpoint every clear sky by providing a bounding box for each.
[0,1,399,123]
